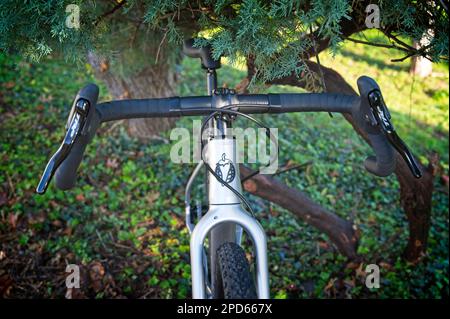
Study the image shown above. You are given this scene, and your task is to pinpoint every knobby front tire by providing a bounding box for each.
[213,242,257,299]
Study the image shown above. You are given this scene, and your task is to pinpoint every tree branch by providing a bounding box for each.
[94,0,127,27]
[240,165,359,259]
[390,52,417,63]
[383,31,418,53]
[345,37,410,52]
[303,14,367,59]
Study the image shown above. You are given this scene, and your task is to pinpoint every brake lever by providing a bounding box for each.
[367,90,422,178]
[36,99,90,194]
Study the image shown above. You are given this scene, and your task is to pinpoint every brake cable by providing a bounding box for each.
[183,105,279,218]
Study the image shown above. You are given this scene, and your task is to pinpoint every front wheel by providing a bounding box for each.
[213,242,257,299]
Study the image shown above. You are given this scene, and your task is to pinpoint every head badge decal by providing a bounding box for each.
[215,153,236,185]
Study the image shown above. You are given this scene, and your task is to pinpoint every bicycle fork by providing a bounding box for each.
[186,136,270,299]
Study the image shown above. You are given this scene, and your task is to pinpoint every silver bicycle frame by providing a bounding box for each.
[187,135,270,299]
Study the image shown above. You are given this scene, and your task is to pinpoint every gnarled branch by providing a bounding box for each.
[240,165,359,259]
[248,58,435,262]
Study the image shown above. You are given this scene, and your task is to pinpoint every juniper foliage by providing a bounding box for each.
[0,0,448,82]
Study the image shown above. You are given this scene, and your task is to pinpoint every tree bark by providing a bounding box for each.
[410,39,433,78]
[398,154,438,261]
[240,165,358,259]
[267,60,435,262]
[87,52,177,139]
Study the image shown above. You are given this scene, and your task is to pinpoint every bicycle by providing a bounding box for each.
[36,39,422,299]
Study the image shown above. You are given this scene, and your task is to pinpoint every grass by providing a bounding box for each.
[0,30,448,298]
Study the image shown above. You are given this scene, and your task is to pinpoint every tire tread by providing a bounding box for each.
[215,242,257,299]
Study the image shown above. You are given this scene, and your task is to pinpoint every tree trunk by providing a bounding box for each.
[398,153,439,261]
[410,40,433,78]
[87,52,177,139]
[267,60,435,262]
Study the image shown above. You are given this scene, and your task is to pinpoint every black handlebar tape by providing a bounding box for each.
[274,93,358,114]
[54,131,93,190]
[95,93,361,121]
[96,98,184,122]
[364,133,396,176]
[355,76,395,177]
[54,84,100,190]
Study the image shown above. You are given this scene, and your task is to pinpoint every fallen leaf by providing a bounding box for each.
[329,170,340,178]
[49,200,59,208]
[0,273,13,297]
[441,175,449,189]
[318,241,329,249]
[355,263,366,278]
[52,219,62,227]
[106,157,119,169]
[0,193,7,206]
[379,261,392,270]
[3,81,15,89]
[8,213,18,230]
[346,261,361,270]
[147,192,160,205]
[65,287,87,299]
[63,227,73,236]
[324,278,337,292]
[89,262,105,293]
